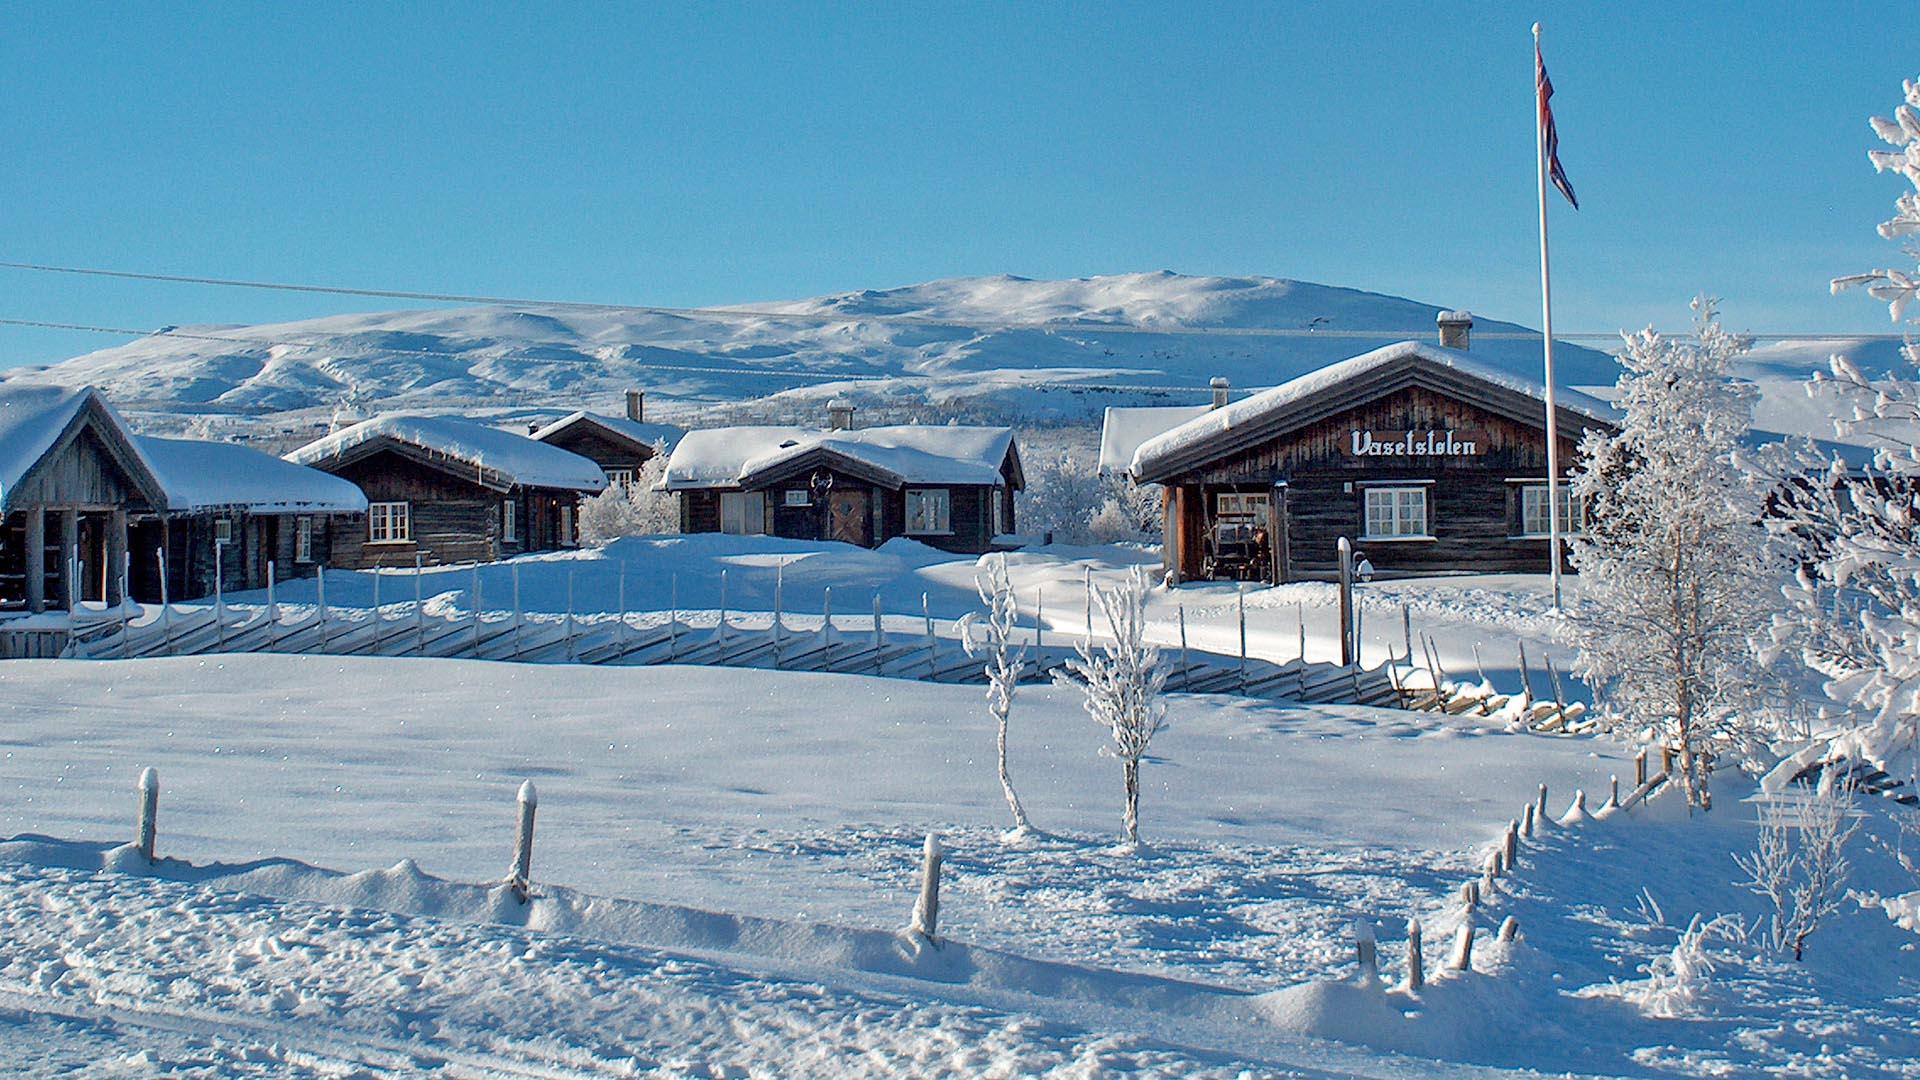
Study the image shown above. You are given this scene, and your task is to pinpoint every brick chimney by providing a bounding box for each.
[625,389,645,422]
[1210,376,1231,409]
[827,400,856,431]
[1437,310,1473,350]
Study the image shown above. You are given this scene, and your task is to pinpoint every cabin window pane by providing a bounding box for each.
[1363,487,1427,538]
[1214,492,1270,528]
[560,505,576,547]
[502,500,517,542]
[720,491,766,535]
[368,501,411,543]
[604,467,635,489]
[295,516,314,563]
[992,486,1007,535]
[784,489,811,507]
[905,489,950,534]
[1521,485,1585,536]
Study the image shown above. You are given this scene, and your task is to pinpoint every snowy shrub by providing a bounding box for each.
[1634,913,1745,1019]
[1054,564,1169,847]
[578,442,676,544]
[1734,771,1862,961]
[1019,452,1158,545]
[1567,298,1780,810]
[957,554,1033,834]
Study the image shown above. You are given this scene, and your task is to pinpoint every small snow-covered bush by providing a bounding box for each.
[1055,564,1169,847]
[578,443,676,544]
[1734,771,1862,961]
[1635,913,1745,1019]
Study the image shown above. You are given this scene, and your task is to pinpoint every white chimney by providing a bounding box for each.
[1209,376,1231,409]
[625,389,645,422]
[827,400,856,431]
[1437,310,1473,351]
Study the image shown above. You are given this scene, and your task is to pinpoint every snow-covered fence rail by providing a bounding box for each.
[53,596,1404,708]
[1393,621,1589,735]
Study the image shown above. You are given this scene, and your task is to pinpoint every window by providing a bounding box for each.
[502,500,517,542]
[1363,487,1429,539]
[719,491,766,535]
[905,488,951,535]
[1214,492,1270,528]
[213,518,233,544]
[783,489,811,507]
[368,501,411,544]
[992,486,1008,536]
[560,505,576,547]
[604,467,635,489]
[1520,484,1586,537]
[294,516,314,563]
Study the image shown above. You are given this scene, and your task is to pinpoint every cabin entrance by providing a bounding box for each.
[827,490,868,546]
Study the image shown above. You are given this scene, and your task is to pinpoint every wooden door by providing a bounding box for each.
[827,490,869,546]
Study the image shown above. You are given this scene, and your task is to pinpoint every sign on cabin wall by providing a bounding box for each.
[1346,429,1484,458]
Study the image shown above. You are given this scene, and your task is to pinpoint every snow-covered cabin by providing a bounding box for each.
[1127,315,1620,582]
[287,415,607,568]
[134,436,367,601]
[662,407,1023,553]
[529,392,683,489]
[0,385,170,610]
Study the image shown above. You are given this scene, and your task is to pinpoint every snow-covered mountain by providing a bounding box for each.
[8,271,1898,443]
[9,273,1626,431]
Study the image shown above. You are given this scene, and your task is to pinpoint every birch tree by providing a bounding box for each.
[1054,565,1168,847]
[1567,298,1778,810]
[958,554,1032,834]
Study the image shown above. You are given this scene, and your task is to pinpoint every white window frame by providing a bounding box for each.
[1214,491,1270,527]
[560,505,576,547]
[502,499,517,542]
[294,515,314,563]
[783,489,811,507]
[1362,486,1431,541]
[1518,484,1586,538]
[368,501,411,544]
[905,488,952,535]
[213,517,233,544]
[992,485,1008,536]
[604,467,635,489]
[719,491,766,535]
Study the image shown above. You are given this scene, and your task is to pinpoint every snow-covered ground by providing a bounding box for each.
[1,649,1916,1075]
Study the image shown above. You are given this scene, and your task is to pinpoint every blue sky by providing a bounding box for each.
[0,2,1911,368]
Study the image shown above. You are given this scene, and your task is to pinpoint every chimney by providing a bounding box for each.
[827,400,856,431]
[625,389,645,422]
[1209,376,1231,409]
[527,420,542,435]
[1437,310,1473,351]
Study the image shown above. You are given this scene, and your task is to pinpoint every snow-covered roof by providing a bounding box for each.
[138,436,368,514]
[665,424,1018,491]
[0,384,102,500]
[288,414,608,492]
[529,411,685,454]
[1131,341,1622,479]
[1097,405,1211,475]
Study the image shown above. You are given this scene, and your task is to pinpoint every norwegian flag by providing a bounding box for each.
[1535,41,1579,210]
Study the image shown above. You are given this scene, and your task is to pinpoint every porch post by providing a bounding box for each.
[1163,486,1182,585]
[24,507,44,614]
[106,509,128,606]
[59,509,79,610]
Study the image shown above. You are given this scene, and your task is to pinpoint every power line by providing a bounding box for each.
[7,257,1910,343]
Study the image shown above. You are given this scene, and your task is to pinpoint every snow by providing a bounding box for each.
[137,436,368,514]
[529,409,685,453]
[1097,403,1210,474]
[1130,341,1623,478]
[665,423,1015,490]
[287,413,608,492]
[0,383,114,506]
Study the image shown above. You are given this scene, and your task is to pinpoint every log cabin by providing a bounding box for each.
[1123,316,1621,583]
[529,391,683,489]
[131,436,367,602]
[286,415,607,569]
[662,405,1023,554]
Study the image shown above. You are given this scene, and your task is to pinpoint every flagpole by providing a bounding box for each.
[1533,21,1564,613]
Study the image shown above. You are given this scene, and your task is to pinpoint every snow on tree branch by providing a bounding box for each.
[1053,564,1168,847]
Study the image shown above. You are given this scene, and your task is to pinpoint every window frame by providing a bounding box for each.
[783,489,812,507]
[1361,486,1432,541]
[502,499,517,543]
[904,488,952,536]
[367,501,412,545]
[604,467,635,489]
[719,490,767,535]
[1517,483,1586,539]
[294,515,314,563]
[213,518,233,544]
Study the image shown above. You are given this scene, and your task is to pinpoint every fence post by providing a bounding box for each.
[470,566,482,653]
[1504,820,1518,867]
[1353,919,1378,985]
[669,573,679,659]
[1460,879,1479,913]
[1178,603,1190,689]
[1034,586,1043,648]
[1404,918,1424,991]
[1498,916,1520,943]
[1084,567,1093,647]
[214,547,225,650]
[509,780,538,902]
[924,592,935,680]
[1401,604,1413,665]
[774,560,784,650]
[1516,642,1536,706]
[415,555,425,655]
[872,592,885,648]
[565,571,576,661]
[1237,582,1248,692]
[1336,537,1354,667]
[1522,800,1537,837]
[1297,603,1306,666]
[719,569,729,641]
[317,565,329,652]
[157,548,172,655]
[1450,922,1474,971]
[617,560,628,654]
[512,564,522,657]
[266,560,277,620]
[823,585,834,644]
[1536,783,1549,825]
[371,566,381,623]
[136,767,158,864]
[1544,654,1569,711]
[910,832,942,942]
[1635,748,1648,787]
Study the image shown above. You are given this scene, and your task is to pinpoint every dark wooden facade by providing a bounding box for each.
[1136,350,1616,582]
[531,415,664,483]
[310,444,585,570]
[125,511,343,603]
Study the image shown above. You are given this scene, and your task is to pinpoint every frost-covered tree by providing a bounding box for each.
[1567,299,1777,810]
[1734,771,1861,961]
[1054,565,1168,847]
[1748,78,1920,779]
[578,442,677,544]
[957,554,1033,834]
[1018,452,1159,546]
